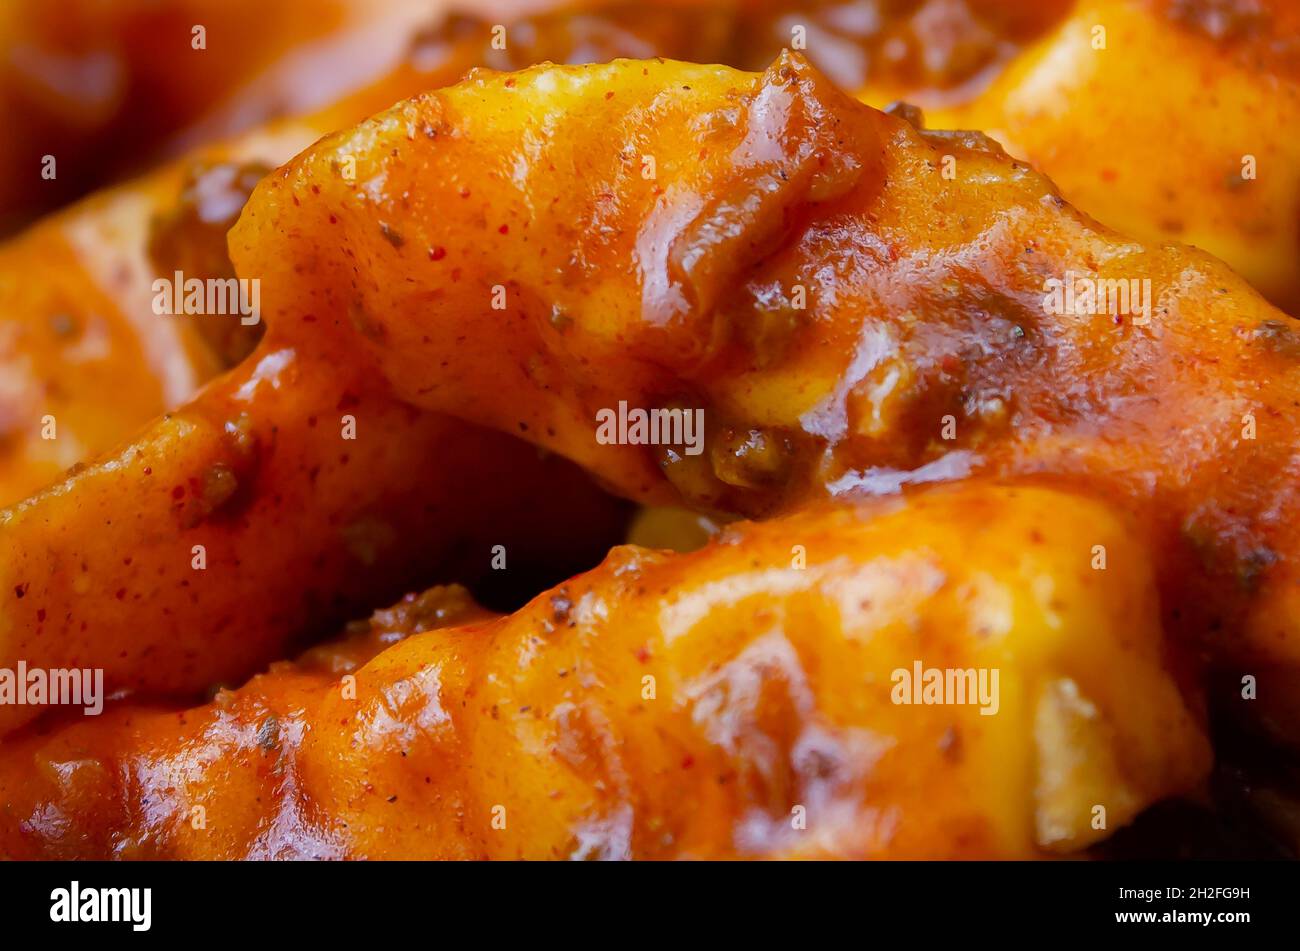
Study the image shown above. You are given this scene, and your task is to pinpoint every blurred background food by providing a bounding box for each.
[0,0,1298,860]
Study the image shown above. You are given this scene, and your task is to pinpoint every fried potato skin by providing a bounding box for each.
[0,485,1209,859]
[0,30,498,507]
[10,0,1291,507]
[0,583,496,859]
[229,54,1300,683]
[0,4,545,506]
[334,0,1300,312]
[0,328,628,734]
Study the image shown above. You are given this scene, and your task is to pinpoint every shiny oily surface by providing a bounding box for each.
[231,53,1300,699]
[0,485,1208,859]
[0,11,1288,860]
[931,0,1300,313]
[397,0,1300,310]
[5,0,1291,512]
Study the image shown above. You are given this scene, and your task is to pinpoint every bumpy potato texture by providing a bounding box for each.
[5,0,1290,510]
[369,0,1300,311]
[0,485,1209,859]
[0,6,1289,860]
[929,0,1300,314]
[228,54,1300,710]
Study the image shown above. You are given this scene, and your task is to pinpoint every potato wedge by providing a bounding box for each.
[0,330,627,733]
[0,485,1208,858]
[229,54,1300,687]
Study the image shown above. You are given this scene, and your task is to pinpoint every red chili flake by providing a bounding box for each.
[429,246,447,261]
[498,224,509,235]
[681,755,695,769]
